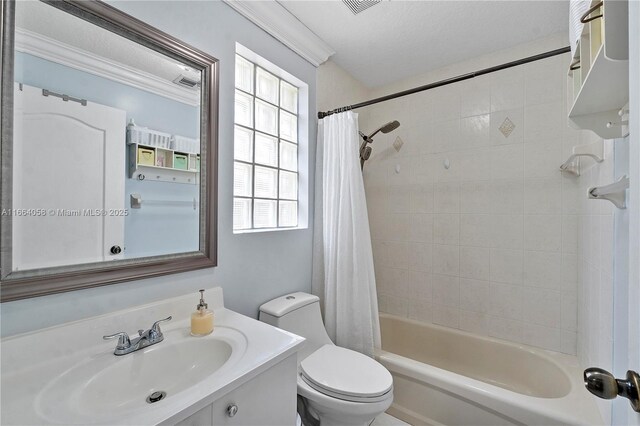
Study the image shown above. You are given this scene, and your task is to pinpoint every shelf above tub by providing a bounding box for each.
[566,0,629,139]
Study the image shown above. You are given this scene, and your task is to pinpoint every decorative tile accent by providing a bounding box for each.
[393,136,404,152]
[499,117,516,138]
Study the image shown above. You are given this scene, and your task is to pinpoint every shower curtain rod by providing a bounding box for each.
[317,46,571,119]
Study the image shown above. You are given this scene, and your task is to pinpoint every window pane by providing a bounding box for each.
[256,67,279,104]
[233,198,252,230]
[279,201,298,227]
[254,166,278,199]
[280,141,297,171]
[234,90,253,127]
[235,55,254,94]
[234,162,252,197]
[280,81,298,113]
[254,199,277,228]
[279,110,297,143]
[255,132,278,167]
[234,125,253,162]
[255,99,278,135]
[279,170,298,200]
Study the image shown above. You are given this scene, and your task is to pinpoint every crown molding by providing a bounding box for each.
[223,0,334,67]
[14,28,199,106]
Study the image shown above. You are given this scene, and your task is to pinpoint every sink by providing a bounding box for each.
[80,339,231,414]
[35,333,234,423]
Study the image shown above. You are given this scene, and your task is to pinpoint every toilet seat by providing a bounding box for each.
[300,345,393,403]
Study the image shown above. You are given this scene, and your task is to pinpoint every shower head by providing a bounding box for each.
[359,119,401,170]
[360,144,372,160]
[380,120,401,133]
[360,144,371,170]
[360,145,372,170]
[366,120,401,141]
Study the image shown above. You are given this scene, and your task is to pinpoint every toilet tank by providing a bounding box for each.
[259,292,333,362]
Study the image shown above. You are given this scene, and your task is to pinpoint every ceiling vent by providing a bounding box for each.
[342,0,381,15]
[173,74,200,90]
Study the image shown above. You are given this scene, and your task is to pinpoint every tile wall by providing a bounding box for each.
[361,35,591,354]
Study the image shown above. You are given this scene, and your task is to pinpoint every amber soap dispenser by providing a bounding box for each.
[191,289,214,336]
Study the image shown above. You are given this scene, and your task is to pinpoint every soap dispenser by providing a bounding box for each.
[191,289,214,336]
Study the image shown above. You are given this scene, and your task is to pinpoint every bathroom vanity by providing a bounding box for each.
[0,288,304,425]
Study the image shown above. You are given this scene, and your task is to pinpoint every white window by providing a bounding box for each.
[233,52,302,232]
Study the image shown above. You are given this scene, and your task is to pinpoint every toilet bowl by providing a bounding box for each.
[259,292,393,426]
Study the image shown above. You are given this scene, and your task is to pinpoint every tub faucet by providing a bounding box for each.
[103,316,172,356]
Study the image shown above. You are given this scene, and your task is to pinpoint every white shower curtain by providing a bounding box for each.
[311,111,381,358]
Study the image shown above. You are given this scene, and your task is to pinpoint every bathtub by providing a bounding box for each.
[376,314,604,425]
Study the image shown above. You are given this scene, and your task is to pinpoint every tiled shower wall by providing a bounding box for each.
[361,34,589,354]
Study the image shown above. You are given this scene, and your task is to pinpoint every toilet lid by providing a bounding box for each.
[300,345,393,402]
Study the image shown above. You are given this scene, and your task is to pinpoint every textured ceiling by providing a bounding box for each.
[280,0,569,87]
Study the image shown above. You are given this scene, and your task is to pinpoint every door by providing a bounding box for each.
[614,3,640,424]
[607,4,639,424]
[584,5,640,424]
[12,83,126,271]
[609,133,639,425]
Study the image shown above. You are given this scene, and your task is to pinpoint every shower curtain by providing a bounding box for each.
[312,111,381,357]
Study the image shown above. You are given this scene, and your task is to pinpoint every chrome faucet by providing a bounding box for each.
[103,316,172,356]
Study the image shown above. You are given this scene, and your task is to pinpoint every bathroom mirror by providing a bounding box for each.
[0,0,219,301]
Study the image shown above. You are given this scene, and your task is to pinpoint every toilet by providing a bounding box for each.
[259,292,393,426]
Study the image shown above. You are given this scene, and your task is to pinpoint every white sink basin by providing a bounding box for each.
[38,337,232,419]
[27,326,245,425]
[79,339,232,412]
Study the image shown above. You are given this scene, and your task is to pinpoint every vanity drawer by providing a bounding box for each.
[174,153,188,170]
[137,147,155,166]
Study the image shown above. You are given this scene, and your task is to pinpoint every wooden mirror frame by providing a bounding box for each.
[0,0,218,302]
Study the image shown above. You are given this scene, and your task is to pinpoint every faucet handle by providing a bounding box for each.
[150,316,172,338]
[103,332,131,350]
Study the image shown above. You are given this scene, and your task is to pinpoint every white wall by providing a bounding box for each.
[360,33,588,355]
[317,59,370,125]
[1,1,317,337]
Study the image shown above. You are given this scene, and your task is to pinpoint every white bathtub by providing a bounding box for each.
[376,314,604,426]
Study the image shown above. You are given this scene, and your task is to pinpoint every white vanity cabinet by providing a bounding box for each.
[174,354,298,426]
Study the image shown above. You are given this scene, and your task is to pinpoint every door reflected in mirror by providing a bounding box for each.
[11,0,203,272]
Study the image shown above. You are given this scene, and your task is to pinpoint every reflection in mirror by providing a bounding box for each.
[11,1,202,272]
